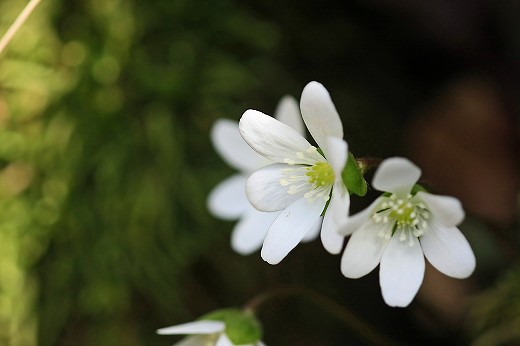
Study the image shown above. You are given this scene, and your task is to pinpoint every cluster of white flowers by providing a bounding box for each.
[208,81,476,307]
[159,80,477,345]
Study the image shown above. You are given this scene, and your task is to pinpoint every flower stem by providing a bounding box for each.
[245,286,402,346]
[0,0,42,57]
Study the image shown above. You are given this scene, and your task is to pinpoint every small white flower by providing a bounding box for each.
[207,96,319,255]
[157,320,265,346]
[340,157,476,307]
[239,81,350,264]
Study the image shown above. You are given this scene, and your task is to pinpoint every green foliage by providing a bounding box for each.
[469,264,520,346]
[1,0,281,344]
[410,184,427,195]
[201,308,262,344]
[0,0,70,344]
[342,153,367,197]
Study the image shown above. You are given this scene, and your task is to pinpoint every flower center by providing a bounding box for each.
[371,193,430,246]
[306,162,335,187]
[279,161,334,203]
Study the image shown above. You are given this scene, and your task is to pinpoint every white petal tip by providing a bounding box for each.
[156,320,225,335]
[322,233,343,255]
[325,246,342,255]
[261,254,281,265]
[383,299,412,308]
[340,267,365,279]
[303,81,326,92]
[373,157,421,194]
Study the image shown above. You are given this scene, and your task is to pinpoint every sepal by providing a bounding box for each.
[201,308,262,345]
[342,152,367,197]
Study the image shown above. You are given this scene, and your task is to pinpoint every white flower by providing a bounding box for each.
[340,157,476,307]
[239,81,350,264]
[207,96,319,255]
[157,320,265,346]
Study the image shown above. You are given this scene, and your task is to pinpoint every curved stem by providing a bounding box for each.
[245,286,402,346]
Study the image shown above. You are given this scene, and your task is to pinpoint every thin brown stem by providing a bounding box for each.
[245,286,403,346]
[356,157,382,175]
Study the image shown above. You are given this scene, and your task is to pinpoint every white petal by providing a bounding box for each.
[416,191,465,226]
[174,335,215,346]
[274,95,304,135]
[331,181,350,226]
[207,175,249,220]
[300,81,343,157]
[338,197,383,236]
[231,209,279,255]
[261,197,326,264]
[321,187,349,254]
[157,320,225,335]
[341,222,389,278]
[321,209,344,254]
[324,137,348,175]
[211,119,267,172]
[301,217,322,242]
[246,164,305,212]
[380,236,425,307]
[216,334,234,346]
[372,157,421,195]
[239,110,323,165]
[325,137,350,227]
[420,220,476,279]
[173,335,217,346]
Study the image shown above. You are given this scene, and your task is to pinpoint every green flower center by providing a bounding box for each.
[279,161,334,203]
[306,162,335,188]
[389,199,417,226]
[371,193,430,246]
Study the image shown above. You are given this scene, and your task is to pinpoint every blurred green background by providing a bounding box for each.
[0,0,519,345]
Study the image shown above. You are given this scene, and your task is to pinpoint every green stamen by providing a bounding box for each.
[371,193,431,245]
[390,201,416,226]
[306,162,334,187]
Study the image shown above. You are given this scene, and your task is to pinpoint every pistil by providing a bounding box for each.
[372,194,430,246]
